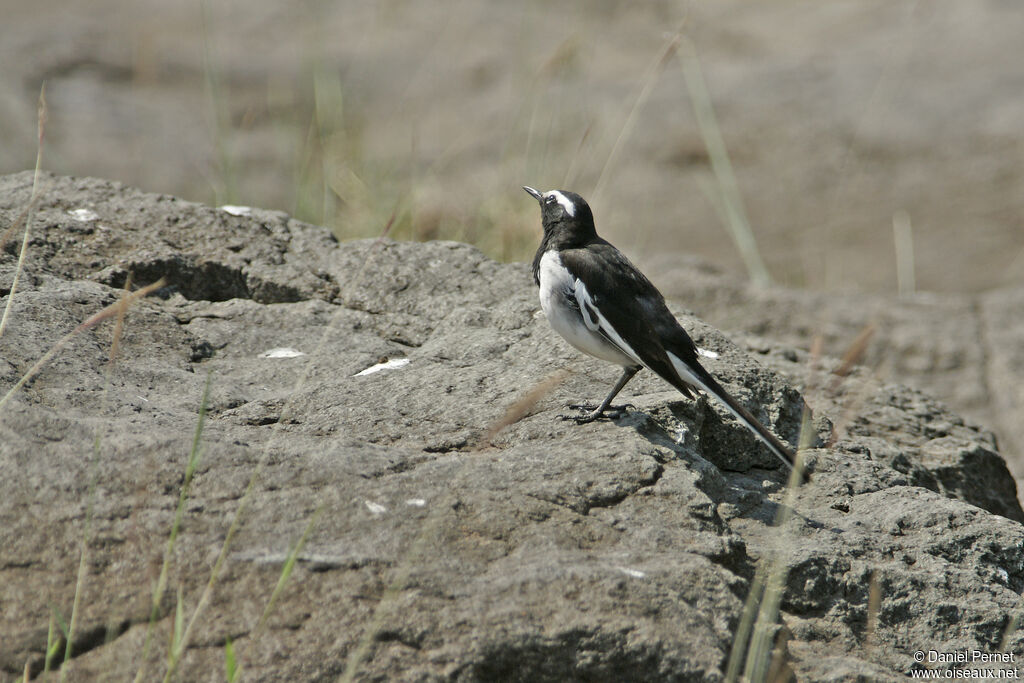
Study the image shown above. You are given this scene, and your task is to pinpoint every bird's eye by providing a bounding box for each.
[545,195,556,204]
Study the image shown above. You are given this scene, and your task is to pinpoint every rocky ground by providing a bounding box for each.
[2,173,1023,681]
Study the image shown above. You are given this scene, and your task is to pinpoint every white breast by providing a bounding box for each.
[537,251,637,367]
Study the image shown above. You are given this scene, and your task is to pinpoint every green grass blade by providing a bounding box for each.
[256,506,324,635]
[224,637,239,682]
[133,375,212,682]
[172,585,185,656]
[45,608,63,676]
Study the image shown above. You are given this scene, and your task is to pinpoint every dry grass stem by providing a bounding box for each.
[0,278,166,413]
[480,369,571,446]
[561,122,593,190]
[677,39,772,287]
[108,273,134,366]
[725,568,766,683]
[866,569,881,649]
[591,30,682,205]
[828,354,893,448]
[893,210,915,297]
[726,327,836,681]
[0,85,48,340]
[829,323,876,387]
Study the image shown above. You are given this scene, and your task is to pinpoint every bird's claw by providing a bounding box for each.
[561,403,635,423]
[559,410,598,424]
[602,403,635,420]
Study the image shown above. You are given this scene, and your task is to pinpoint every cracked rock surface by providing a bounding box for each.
[648,254,1024,499]
[2,173,1023,681]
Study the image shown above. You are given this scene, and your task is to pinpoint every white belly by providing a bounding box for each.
[537,251,637,367]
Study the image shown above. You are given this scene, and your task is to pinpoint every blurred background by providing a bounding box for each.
[4,0,1024,477]
[4,0,1022,294]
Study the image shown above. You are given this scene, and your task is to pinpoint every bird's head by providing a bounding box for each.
[523,186,595,240]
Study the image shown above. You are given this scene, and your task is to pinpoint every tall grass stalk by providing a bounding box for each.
[893,210,915,297]
[161,455,259,682]
[865,569,881,649]
[561,122,592,191]
[999,613,1021,654]
[312,68,343,228]
[43,611,61,676]
[819,3,917,290]
[725,334,824,681]
[591,31,681,206]
[8,89,51,683]
[224,637,240,682]
[727,324,882,680]
[200,0,237,206]
[677,40,772,288]
[132,374,212,682]
[724,405,814,683]
[171,585,185,658]
[741,408,815,682]
[0,85,47,339]
[724,566,767,683]
[161,214,397,680]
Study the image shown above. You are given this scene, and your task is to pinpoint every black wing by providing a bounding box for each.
[560,241,700,397]
[564,241,795,468]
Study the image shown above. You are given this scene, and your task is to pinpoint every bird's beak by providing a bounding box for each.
[522,186,543,203]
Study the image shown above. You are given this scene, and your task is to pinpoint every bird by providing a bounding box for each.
[523,186,795,470]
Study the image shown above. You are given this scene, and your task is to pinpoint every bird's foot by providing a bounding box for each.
[561,403,635,423]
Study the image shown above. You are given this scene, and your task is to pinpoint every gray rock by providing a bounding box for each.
[648,254,1024,502]
[1,173,1022,681]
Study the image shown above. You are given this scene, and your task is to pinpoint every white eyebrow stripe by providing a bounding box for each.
[545,190,576,217]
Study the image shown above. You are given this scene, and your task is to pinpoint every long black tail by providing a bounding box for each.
[683,368,795,470]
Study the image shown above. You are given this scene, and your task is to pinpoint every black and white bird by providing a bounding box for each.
[523,186,795,470]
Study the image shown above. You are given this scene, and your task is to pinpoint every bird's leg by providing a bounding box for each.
[571,366,640,423]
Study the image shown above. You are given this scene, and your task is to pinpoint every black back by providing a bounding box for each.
[529,189,703,390]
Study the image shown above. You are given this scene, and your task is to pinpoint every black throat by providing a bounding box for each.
[531,214,599,285]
